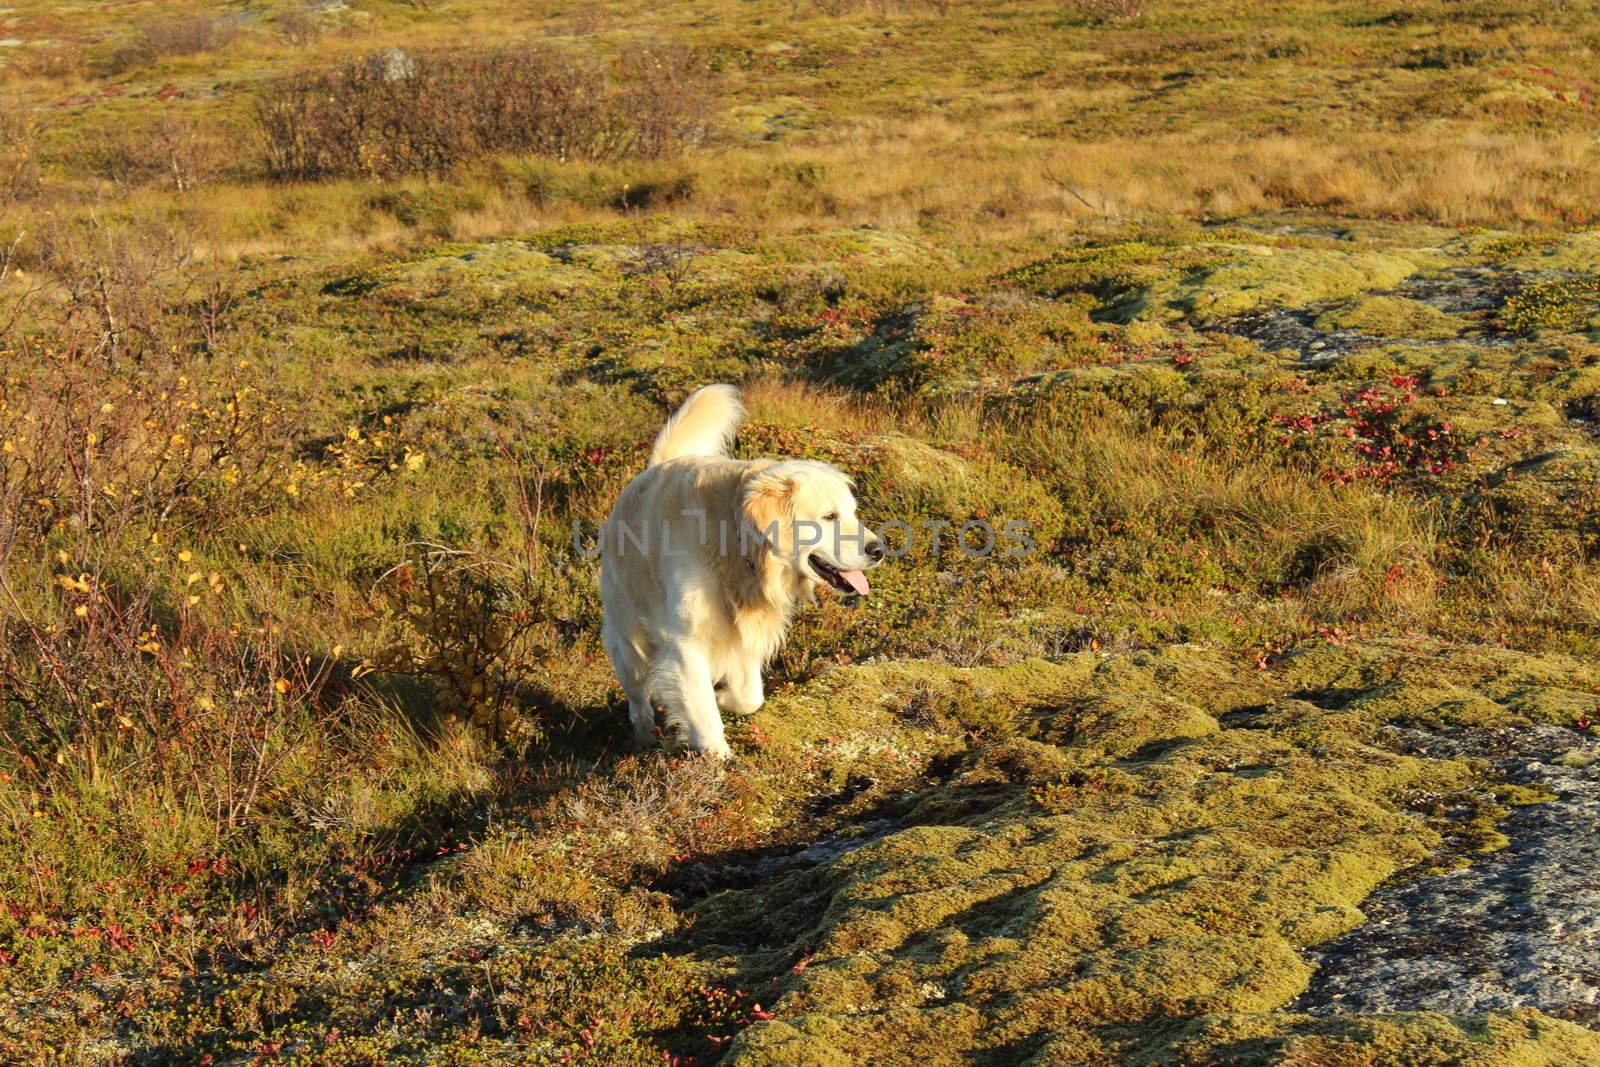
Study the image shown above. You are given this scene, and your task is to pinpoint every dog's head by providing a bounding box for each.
[739,460,884,598]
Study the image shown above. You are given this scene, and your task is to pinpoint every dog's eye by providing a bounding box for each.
[822,510,838,522]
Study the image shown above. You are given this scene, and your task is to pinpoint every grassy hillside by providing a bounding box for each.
[2,0,1600,1063]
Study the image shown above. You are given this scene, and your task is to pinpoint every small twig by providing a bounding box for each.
[1043,165,1111,219]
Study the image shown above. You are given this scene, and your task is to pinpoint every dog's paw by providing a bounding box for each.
[697,739,734,760]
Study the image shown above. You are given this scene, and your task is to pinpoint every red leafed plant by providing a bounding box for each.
[1272,376,1470,486]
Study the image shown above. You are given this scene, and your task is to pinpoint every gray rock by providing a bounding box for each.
[367,47,415,82]
[1297,723,1600,1028]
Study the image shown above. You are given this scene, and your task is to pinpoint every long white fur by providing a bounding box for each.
[647,383,744,466]
[599,384,880,757]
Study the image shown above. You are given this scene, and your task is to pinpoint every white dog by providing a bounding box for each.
[599,385,884,758]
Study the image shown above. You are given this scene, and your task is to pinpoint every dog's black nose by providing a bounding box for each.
[865,540,885,562]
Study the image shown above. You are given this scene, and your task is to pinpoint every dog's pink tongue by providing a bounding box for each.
[840,569,870,595]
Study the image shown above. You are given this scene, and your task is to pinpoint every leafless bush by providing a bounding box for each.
[78,117,225,193]
[0,97,41,206]
[0,43,88,83]
[145,14,240,56]
[255,44,711,181]
[0,217,40,347]
[276,10,323,48]
[188,245,246,354]
[0,350,298,560]
[4,214,247,379]
[33,215,195,365]
[106,15,240,73]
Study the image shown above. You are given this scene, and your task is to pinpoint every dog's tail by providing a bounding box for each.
[649,384,745,466]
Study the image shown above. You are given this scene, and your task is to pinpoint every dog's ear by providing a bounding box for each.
[738,465,793,562]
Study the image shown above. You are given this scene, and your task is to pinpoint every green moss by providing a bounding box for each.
[724,96,824,141]
[1314,295,1464,339]
[1476,447,1600,556]
[691,641,1588,1065]
[1166,1008,1600,1065]
[1134,246,1421,323]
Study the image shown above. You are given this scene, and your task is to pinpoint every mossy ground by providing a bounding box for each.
[4,0,1600,1064]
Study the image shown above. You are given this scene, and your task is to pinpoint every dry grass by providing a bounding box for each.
[17,128,1593,268]
[0,0,1596,260]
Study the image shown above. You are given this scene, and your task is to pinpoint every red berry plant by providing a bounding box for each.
[1272,376,1470,486]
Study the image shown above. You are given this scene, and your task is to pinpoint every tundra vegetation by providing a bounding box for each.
[1,0,1600,1063]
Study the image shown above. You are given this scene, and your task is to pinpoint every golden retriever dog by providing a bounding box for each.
[600,385,884,757]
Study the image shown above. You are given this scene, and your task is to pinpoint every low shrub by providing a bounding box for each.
[0,349,300,557]
[75,117,226,193]
[360,544,548,749]
[0,96,40,206]
[1498,275,1599,334]
[275,9,323,48]
[30,216,197,365]
[255,44,710,181]
[104,15,240,74]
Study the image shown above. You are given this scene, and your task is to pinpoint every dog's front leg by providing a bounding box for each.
[715,659,765,716]
[649,643,733,759]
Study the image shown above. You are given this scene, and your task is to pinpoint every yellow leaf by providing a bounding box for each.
[73,605,88,618]
[273,678,291,694]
